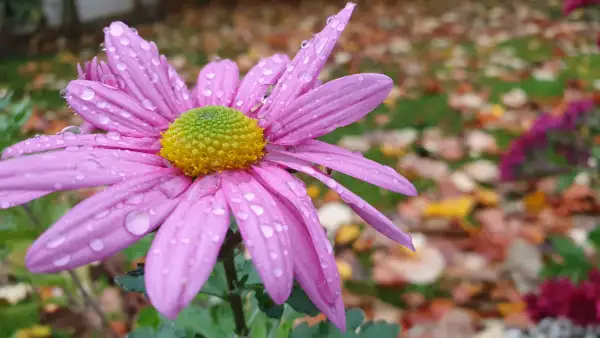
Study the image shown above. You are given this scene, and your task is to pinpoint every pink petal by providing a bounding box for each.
[26,169,188,273]
[266,153,415,250]
[0,190,51,209]
[0,148,166,191]
[233,54,290,115]
[268,74,392,144]
[78,57,116,84]
[146,179,228,319]
[220,171,293,304]
[276,198,346,330]
[2,133,159,160]
[194,60,239,107]
[267,141,416,196]
[252,164,340,304]
[104,22,193,120]
[257,3,355,125]
[66,80,169,137]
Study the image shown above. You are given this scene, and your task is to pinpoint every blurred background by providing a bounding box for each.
[1,0,600,337]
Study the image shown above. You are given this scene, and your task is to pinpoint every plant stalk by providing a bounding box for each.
[222,232,249,337]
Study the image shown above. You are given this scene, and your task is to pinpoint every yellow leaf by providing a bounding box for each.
[15,325,52,338]
[335,224,361,245]
[524,190,546,215]
[475,189,499,206]
[491,104,504,118]
[380,145,406,157]
[306,184,321,199]
[497,301,526,317]
[423,196,476,219]
[336,260,352,280]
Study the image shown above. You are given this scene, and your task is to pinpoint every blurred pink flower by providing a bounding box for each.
[0,3,417,328]
[563,0,600,15]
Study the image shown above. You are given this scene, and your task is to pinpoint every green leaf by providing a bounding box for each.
[255,288,284,319]
[556,173,576,192]
[286,285,320,317]
[290,308,401,338]
[128,327,157,338]
[136,306,162,329]
[115,264,146,294]
[588,225,600,249]
[176,304,229,338]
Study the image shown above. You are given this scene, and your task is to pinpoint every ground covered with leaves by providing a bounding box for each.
[1,0,600,337]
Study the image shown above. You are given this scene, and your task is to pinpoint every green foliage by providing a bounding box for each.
[128,323,187,338]
[0,92,32,150]
[541,236,593,283]
[115,264,146,294]
[291,309,400,338]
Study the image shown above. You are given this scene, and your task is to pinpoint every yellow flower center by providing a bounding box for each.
[160,106,266,177]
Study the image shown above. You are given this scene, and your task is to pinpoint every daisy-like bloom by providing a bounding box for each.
[0,3,416,328]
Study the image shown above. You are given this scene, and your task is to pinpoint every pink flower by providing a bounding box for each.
[564,0,600,15]
[0,3,416,329]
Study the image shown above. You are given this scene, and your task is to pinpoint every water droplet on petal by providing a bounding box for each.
[299,72,313,83]
[94,210,110,219]
[107,131,121,140]
[125,211,151,235]
[212,234,220,242]
[269,251,278,260]
[98,115,111,125]
[141,99,156,111]
[212,207,226,215]
[202,88,212,97]
[0,201,10,209]
[237,212,249,220]
[250,205,264,216]
[117,63,127,71]
[61,126,81,135]
[261,224,274,238]
[53,254,71,267]
[273,267,283,277]
[244,193,255,201]
[74,172,85,180]
[80,87,95,101]
[274,222,283,232]
[77,159,102,171]
[126,194,144,205]
[140,41,151,50]
[90,239,104,251]
[120,37,130,46]
[110,23,123,36]
[60,88,67,98]
[300,40,309,48]
[205,72,216,79]
[46,235,66,249]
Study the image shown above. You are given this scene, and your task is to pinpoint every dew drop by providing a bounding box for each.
[126,194,144,205]
[141,99,156,111]
[94,209,110,219]
[0,201,10,209]
[120,110,132,118]
[46,235,65,249]
[274,222,283,232]
[326,179,337,189]
[212,234,220,242]
[101,74,120,89]
[60,88,67,98]
[98,115,111,125]
[236,100,243,107]
[53,254,71,267]
[269,251,278,260]
[237,212,249,220]
[61,126,81,135]
[110,23,123,36]
[212,207,226,215]
[205,72,216,79]
[244,193,255,201]
[299,72,313,83]
[261,224,274,238]
[80,87,95,101]
[89,239,104,251]
[300,40,309,48]
[262,68,273,76]
[77,159,102,171]
[107,131,121,140]
[140,40,151,50]
[117,63,127,71]
[74,172,85,180]
[181,237,190,244]
[273,267,283,277]
[125,211,151,235]
[202,88,212,97]
[250,205,264,216]
[120,37,130,46]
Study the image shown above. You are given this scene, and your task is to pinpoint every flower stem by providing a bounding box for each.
[222,231,249,337]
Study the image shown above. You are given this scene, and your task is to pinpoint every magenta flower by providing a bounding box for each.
[564,0,600,14]
[0,3,416,328]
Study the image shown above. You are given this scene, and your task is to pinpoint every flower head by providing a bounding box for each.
[0,3,417,329]
[563,0,600,15]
